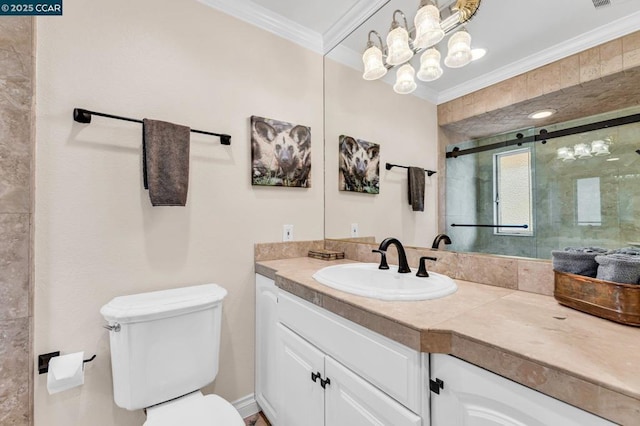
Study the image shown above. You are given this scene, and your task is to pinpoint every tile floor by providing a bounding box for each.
[244,412,270,426]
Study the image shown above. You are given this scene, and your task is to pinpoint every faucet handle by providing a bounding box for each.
[372,249,390,270]
[417,256,437,277]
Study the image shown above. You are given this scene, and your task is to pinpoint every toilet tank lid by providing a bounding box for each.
[100,284,227,324]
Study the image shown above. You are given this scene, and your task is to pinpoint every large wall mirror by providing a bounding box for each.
[323,0,640,258]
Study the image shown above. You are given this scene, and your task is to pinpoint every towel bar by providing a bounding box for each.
[450,224,528,228]
[385,162,437,176]
[73,108,232,145]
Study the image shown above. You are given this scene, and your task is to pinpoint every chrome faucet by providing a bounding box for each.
[431,233,452,249]
[373,237,411,273]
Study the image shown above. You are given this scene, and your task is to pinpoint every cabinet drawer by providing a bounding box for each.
[278,290,421,412]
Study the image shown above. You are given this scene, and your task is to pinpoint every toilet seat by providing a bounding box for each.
[143,391,244,426]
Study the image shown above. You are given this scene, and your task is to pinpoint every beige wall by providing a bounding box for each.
[324,58,439,247]
[34,1,323,425]
[0,16,34,426]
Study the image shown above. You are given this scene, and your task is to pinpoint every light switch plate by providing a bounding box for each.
[283,224,294,241]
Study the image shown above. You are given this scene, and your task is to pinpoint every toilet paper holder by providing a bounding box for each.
[38,351,96,374]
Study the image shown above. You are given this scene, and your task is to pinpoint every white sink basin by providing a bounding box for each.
[312,263,458,301]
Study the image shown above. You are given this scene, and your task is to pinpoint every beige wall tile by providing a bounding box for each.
[456,253,518,289]
[438,102,452,125]
[559,54,580,89]
[579,47,601,83]
[449,97,465,122]
[0,318,30,426]
[254,240,324,261]
[486,79,514,111]
[511,74,529,104]
[599,38,623,77]
[541,62,562,95]
[517,259,554,296]
[0,17,33,426]
[526,68,545,99]
[0,214,29,321]
[622,31,640,69]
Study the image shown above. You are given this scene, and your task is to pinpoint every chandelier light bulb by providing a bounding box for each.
[444,30,472,68]
[417,48,443,82]
[393,63,417,94]
[362,45,387,80]
[413,3,444,49]
[574,143,592,159]
[560,147,576,162]
[591,138,611,156]
[386,25,413,66]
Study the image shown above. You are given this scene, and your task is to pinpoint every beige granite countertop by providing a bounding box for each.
[256,257,640,425]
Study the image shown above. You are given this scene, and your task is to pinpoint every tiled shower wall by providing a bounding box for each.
[0,17,34,425]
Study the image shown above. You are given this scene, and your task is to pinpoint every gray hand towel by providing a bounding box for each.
[407,167,425,212]
[551,247,610,277]
[595,253,640,284]
[143,119,191,206]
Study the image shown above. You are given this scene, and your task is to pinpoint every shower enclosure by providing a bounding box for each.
[445,106,640,259]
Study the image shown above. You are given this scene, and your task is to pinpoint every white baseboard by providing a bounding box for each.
[232,393,260,419]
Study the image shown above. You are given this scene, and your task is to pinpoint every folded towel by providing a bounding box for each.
[596,253,640,284]
[407,167,425,212]
[551,247,610,277]
[611,247,640,256]
[143,119,191,206]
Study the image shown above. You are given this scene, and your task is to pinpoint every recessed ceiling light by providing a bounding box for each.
[528,109,557,119]
[471,48,486,61]
[606,157,620,162]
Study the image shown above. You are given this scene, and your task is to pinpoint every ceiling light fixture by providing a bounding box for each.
[362,0,483,95]
[557,137,612,162]
[528,109,557,119]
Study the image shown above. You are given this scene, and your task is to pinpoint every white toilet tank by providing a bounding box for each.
[100,284,227,411]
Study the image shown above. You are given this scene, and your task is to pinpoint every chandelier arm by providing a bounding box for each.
[367,30,385,53]
[392,9,409,31]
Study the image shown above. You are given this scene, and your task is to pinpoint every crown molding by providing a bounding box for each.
[198,0,323,53]
[437,10,640,104]
[322,0,390,54]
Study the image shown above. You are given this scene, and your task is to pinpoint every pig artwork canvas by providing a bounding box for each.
[339,135,380,194]
[251,116,311,188]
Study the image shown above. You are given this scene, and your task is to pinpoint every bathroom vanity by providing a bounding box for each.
[255,257,637,425]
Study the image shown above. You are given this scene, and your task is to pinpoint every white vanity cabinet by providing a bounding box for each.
[429,354,615,426]
[256,273,617,426]
[278,323,422,426]
[255,274,280,422]
[256,274,427,426]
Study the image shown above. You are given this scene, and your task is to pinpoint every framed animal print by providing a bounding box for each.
[339,135,380,194]
[251,116,311,188]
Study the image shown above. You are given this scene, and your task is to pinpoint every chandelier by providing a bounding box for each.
[557,138,612,162]
[362,0,483,94]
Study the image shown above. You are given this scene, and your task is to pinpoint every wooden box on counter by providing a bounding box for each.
[554,270,640,326]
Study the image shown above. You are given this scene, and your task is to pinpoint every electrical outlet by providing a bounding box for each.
[283,224,294,242]
[351,223,359,237]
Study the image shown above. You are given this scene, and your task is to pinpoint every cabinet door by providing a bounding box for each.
[325,356,421,426]
[277,323,325,426]
[430,354,615,426]
[255,274,279,423]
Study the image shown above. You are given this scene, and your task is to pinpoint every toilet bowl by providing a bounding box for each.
[101,284,244,425]
[144,391,244,426]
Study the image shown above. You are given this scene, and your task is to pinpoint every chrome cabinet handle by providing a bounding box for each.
[103,323,121,332]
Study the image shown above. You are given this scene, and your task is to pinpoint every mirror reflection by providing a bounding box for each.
[445,106,640,259]
[324,0,640,258]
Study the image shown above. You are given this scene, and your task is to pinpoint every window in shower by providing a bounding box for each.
[576,177,602,226]
[493,148,533,235]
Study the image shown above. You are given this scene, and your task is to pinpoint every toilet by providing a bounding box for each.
[100,283,245,425]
